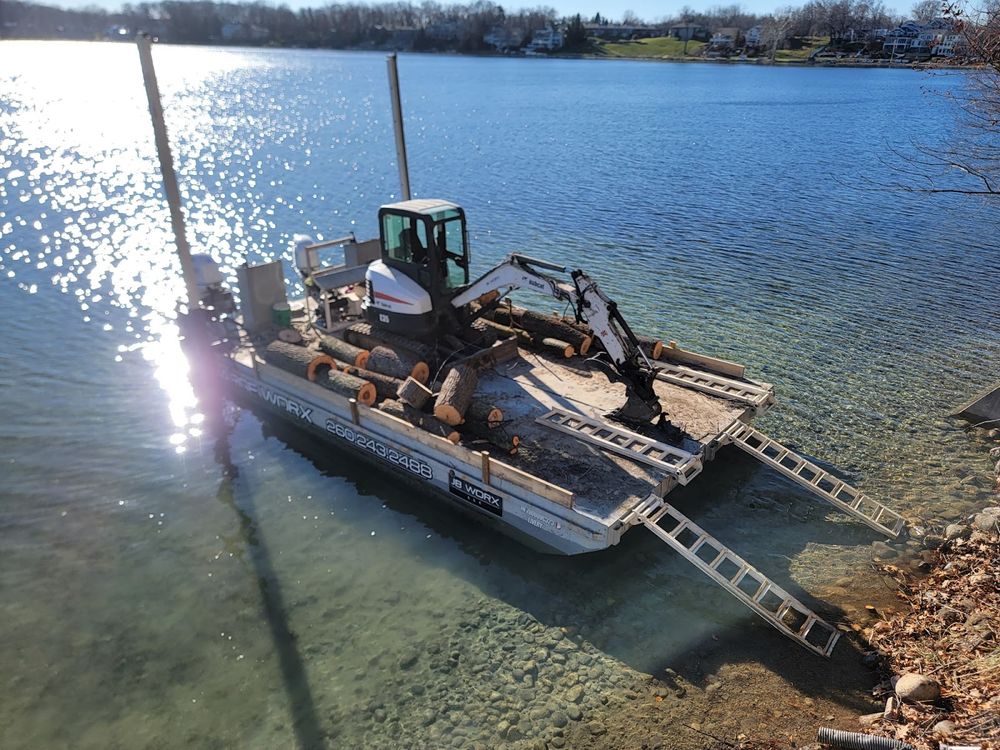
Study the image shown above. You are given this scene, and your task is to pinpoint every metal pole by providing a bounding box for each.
[136,32,200,311]
[386,53,411,201]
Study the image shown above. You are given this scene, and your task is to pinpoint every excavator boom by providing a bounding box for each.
[451,254,663,424]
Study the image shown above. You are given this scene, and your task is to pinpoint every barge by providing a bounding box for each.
[138,40,907,657]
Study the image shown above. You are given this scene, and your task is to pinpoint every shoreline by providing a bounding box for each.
[0,37,983,71]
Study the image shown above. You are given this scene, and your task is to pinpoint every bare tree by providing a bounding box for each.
[762,6,795,58]
[892,3,1000,195]
[911,0,942,21]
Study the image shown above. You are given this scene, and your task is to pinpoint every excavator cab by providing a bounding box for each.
[364,199,471,337]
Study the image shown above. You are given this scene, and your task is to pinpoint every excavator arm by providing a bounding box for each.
[450,254,663,424]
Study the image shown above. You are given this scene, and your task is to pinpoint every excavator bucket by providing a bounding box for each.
[610,386,663,425]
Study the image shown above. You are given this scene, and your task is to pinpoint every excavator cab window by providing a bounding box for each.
[382,213,428,265]
[432,213,468,290]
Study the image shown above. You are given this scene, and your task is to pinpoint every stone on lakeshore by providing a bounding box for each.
[398,652,419,670]
[566,685,584,703]
[567,705,582,721]
[972,513,999,532]
[944,523,967,541]
[872,541,897,559]
[549,737,566,749]
[932,719,957,736]
[981,505,1000,517]
[587,721,607,736]
[551,711,568,728]
[895,673,941,703]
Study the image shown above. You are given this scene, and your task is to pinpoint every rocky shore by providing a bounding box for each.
[819,436,1000,750]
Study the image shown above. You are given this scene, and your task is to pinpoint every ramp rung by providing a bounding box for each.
[720,420,905,539]
[537,409,703,485]
[634,499,840,658]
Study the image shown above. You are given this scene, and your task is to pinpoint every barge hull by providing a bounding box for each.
[223,354,621,555]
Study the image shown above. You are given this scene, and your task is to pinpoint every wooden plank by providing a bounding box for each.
[659,342,746,378]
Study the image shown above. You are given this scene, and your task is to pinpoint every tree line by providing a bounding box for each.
[0,0,981,50]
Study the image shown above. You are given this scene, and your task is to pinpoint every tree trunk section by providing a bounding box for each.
[479,319,533,347]
[516,309,592,355]
[263,340,336,381]
[318,335,369,368]
[397,376,433,410]
[366,346,430,384]
[433,365,479,426]
[341,365,404,403]
[378,399,460,443]
[344,322,436,363]
[634,334,664,360]
[320,369,377,406]
[540,338,574,358]
[466,401,503,428]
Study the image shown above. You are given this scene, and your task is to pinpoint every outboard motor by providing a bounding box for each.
[191,254,234,315]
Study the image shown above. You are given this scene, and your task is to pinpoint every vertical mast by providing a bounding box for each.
[136,32,200,311]
[386,53,412,201]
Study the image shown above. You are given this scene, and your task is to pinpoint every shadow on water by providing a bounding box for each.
[249,405,877,711]
[198,382,327,748]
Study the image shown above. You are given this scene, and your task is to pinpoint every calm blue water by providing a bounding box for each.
[2,41,999,749]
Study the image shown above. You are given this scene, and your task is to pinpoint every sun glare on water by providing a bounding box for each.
[1,41,271,451]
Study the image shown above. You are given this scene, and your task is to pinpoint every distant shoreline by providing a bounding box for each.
[0,37,982,71]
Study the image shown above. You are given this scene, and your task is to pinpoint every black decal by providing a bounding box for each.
[448,472,503,517]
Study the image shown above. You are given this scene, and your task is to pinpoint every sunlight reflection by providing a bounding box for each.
[0,41,275,450]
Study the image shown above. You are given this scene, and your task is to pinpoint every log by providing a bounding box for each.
[397,376,432,410]
[635,334,664,360]
[540,337,574,358]
[660,342,746,379]
[366,346,430,384]
[378,399,460,443]
[466,401,503,428]
[462,429,520,456]
[318,335,369,368]
[341,365,404,403]
[467,317,500,347]
[515,308,592,356]
[344,322,436,363]
[319,369,377,406]
[479,319,533,347]
[450,336,521,372]
[433,365,479,426]
[263,340,336,382]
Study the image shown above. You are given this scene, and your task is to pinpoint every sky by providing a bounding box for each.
[50,0,907,23]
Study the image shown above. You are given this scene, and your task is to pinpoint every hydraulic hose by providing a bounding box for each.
[817,727,917,750]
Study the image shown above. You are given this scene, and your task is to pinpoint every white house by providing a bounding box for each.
[745,25,762,46]
[525,27,564,53]
[932,33,964,57]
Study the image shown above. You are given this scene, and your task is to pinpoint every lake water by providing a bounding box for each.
[2,41,999,750]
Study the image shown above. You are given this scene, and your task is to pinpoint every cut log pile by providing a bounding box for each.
[258,305,729,458]
[377,399,460,444]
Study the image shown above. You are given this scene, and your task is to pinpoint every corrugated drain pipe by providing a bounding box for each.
[817,727,917,750]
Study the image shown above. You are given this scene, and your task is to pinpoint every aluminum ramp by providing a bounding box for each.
[536,409,703,485]
[720,420,906,538]
[622,494,842,658]
[654,365,774,413]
